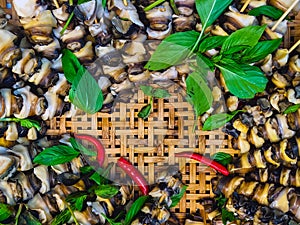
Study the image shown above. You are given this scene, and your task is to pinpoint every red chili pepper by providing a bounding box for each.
[74,134,105,167]
[117,157,149,195]
[175,152,229,176]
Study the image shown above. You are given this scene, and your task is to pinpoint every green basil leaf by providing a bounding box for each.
[248,5,284,20]
[102,0,107,8]
[186,72,213,117]
[101,213,123,225]
[80,165,94,174]
[19,211,41,225]
[70,66,103,114]
[66,192,87,211]
[90,163,114,185]
[221,25,267,55]
[70,137,97,157]
[196,0,233,31]
[211,152,233,166]
[284,104,300,114]
[140,85,154,96]
[195,53,215,77]
[199,36,228,53]
[215,194,227,208]
[138,104,152,119]
[125,196,149,225]
[241,39,282,64]
[51,209,71,225]
[0,203,13,222]
[152,88,171,98]
[170,185,188,207]
[202,110,243,131]
[221,208,236,225]
[216,59,267,99]
[62,49,81,83]
[33,145,80,166]
[0,118,41,131]
[78,0,92,4]
[94,185,119,199]
[145,31,200,70]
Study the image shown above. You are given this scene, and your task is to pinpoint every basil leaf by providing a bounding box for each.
[211,152,233,166]
[62,49,81,83]
[70,137,97,157]
[78,0,92,4]
[0,203,13,222]
[80,165,94,174]
[199,36,228,53]
[70,66,103,114]
[241,39,282,64]
[0,118,41,130]
[186,72,213,117]
[125,196,149,225]
[90,163,114,185]
[170,185,188,207]
[152,88,171,98]
[216,59,267,99]
[33,145,80,166]
[221,208,236,224]
[248,5,284,20]
[202,110,243,131]
[19,211,42,225]
[101,213,123,225]
[102,0,107,8]
[51,209,71,225]
[145,31,200,70]
[140,85,153,96]
[94,185,119,199]
[196,0,233,31]
[221,25,267,55]
[215,194,227,208]
[66,192,87,211]
[138,104,152,119]
[284,104,300,114]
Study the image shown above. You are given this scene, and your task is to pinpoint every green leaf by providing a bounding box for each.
[70,66,104,114]
[216,59,268,99]
[62,49,81,83]
[202,110,243,131]
[199,36,228,53]
[102,0,107,8]
[19,211,41,225]
[90,163,114,185]
[51,209,71,225]
[211,152,233,166]
[186,72,213,117]
[145,31,200,70]
[70,137,97,157]
[33,145,80,166]
[101,213,123,225]
[196,0,233,31]
[78,0,92,4]
[221,25,267,55]
[241,39,282,64]
[221,208,236,224]
[66,192,87,211]
[80,165,94,174]
[152,89,171,98]
[0,203,13,222]
[170,185,188,207]
[140,85,154,96]
[94,185,119,199]
[0,118,41,131]
[215,194,227,208]
[248,5,284,20]
[284,104,300,114]
[195,53,215,76]
[125,196,149,225]
[138,104,152,119]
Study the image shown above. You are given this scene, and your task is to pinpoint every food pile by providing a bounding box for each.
[0,0,300,224]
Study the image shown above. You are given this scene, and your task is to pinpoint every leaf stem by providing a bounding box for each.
[69,0,73,6]
[188,27,206,58]
[60,11,74,35]
[144,0,166,11]
[170,0,180,15]
[65,201,79,225]
[15,204,23,225]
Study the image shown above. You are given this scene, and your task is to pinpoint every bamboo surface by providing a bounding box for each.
[2,2,300,223]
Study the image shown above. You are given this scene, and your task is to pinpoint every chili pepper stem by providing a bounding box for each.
[15,203,23,225]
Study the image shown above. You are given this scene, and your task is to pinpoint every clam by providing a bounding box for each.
[0,155,17,180]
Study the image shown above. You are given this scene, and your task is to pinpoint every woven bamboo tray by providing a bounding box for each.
[2,2,300,223]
